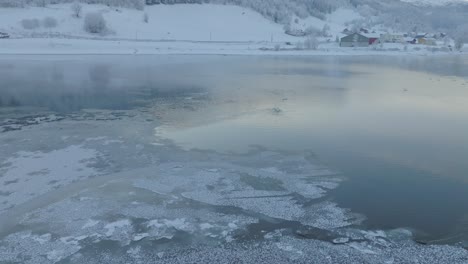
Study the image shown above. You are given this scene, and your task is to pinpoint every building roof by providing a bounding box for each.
[364,33,380,39]
[341,33,369,42]
[415,33,427,38]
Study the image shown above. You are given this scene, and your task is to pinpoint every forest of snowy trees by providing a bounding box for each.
[0,0,146,9]
[212,0,347,23]
[0,0,347,21]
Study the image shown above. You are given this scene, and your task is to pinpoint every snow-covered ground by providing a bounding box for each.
[0,4,290,42]
[0,3,465,56]
[1,37,463,56]
[290,9,362,39]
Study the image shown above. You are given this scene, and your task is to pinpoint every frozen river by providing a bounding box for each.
[0,55,467,263]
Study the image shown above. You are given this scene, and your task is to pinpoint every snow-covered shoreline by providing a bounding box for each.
[1,37,465,56]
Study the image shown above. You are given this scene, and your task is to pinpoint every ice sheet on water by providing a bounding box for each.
[55,233,468,264]
[133,151,351,228]
[300,201,363,229]
[0,123,465,263]
[0,145,101,212]
[3,179,258,262]
[104,219,132,239]
[0,114,465,263]
[0,148,345,262]
[0,231,82,264]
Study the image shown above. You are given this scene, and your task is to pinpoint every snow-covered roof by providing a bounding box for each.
[364,33,380,38]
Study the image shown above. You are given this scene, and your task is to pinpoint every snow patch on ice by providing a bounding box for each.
[105,219,132,237]
[132,151,350,228]
[0,145,101,212]
[302,201,362,229]
[0,231,82,264]
[147,218,193,232]
[132,233,149,241]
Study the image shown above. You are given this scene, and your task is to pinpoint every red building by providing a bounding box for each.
[369,37,379,45]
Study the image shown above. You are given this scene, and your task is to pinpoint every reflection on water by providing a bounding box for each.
[0,56,211,113]
[1,55,468,245]
[153,55,468,245]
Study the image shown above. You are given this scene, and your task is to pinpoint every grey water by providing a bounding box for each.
[1,54,468,245]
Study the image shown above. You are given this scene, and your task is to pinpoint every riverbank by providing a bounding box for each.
[0,37,464,56]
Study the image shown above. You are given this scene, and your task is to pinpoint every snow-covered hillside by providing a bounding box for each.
[0,4,298,42]
[0,3,365,47]
[0,3,465,55]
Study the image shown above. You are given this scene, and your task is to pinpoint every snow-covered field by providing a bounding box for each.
[2,37,462,56]
[0,4,290,42]
[0,3,465,55]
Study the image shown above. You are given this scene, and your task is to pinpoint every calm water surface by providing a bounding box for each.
[1,55,468,245]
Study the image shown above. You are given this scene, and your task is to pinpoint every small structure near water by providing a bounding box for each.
[380,33,404,43]
[340,33,375,47]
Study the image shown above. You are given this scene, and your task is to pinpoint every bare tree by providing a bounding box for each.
[42,17,58,28]
[303,36,319,50]
[454,25,468,51]
[21,19,40,30]
[71,2,83,18]
[305,25,320,36]
[454,38,464,51]
[84,12,107,34]
[295,41,304,50]
[321,24,330,37]
[36,0,48,7]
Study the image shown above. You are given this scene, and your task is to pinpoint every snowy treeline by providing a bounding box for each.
[349,0,468,41]
[212,0,348,23]
[145,0,205,3]
[0,0,348,22]
[0,0,145,9]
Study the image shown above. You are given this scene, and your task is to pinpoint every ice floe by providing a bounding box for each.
[0,145,101,212]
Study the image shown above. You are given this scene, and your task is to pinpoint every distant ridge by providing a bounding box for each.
[400,0,468,6]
